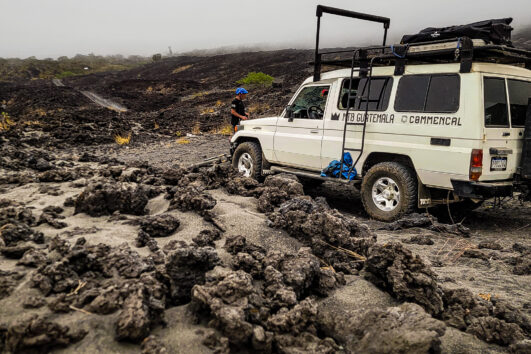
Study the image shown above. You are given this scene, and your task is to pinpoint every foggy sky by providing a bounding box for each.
[1,0,530,59]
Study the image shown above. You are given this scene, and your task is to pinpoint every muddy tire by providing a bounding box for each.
[232,142,262,179]
[361,162,417,221]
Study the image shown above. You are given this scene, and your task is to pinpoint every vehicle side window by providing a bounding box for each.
[337,77,392,111]
[338,79,360,110]
[356,77,393,111]
[395,74,460,113]
[507,79,531,127]
[425,75,460,112]
[484,77,509,127]
[287,85,329,120]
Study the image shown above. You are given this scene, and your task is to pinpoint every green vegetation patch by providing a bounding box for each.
[237,72,274,86]
[56,71,76,79]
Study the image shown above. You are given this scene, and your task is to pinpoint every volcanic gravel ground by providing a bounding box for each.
[1,49,530,353]
[1,133,530,353]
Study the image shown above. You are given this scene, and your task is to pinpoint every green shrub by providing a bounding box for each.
[237,72,274,86]
[56,71,76,79]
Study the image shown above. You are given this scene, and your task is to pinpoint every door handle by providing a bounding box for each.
[502,132,510,137]
[253,127,262,130]
[310,130,319,134]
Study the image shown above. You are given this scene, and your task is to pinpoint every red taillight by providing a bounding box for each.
[470,149,483,181]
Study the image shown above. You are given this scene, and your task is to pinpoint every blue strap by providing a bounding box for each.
[390,44,407,59]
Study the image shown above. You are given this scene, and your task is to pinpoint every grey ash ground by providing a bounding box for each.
[0,50,530,353]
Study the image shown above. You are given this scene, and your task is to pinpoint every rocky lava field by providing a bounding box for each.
[0,50,530,353]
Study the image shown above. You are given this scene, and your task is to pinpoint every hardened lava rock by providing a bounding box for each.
[167,185,216,218]
[0,222,44,246]
[268,196,375,274]
[379,213,470,236]
[74,182,149,216]
[165,244,220,305]
[225,176,261,197]
[192,229,221,247]
[1,315,87,353]
[364,242,445,317]
[0,270,26,300]
[140,214,180,237]
[318,302,446,354]
[191,237,344,352]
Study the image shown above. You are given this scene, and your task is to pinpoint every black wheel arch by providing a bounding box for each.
[233,136,261,149]
[362,152,416,176]
[232,136,270,169]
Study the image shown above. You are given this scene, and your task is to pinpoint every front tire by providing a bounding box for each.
[232,142,262,179]
[361,162,417,221]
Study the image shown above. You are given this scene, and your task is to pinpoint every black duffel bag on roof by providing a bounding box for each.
[401,18,513,46]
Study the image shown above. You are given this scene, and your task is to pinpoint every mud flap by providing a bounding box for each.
[417,182,432,209]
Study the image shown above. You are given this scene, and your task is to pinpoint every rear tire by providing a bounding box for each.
[232,142,262,179]
[361,162,417,221]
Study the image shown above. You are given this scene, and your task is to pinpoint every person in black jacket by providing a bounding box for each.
[231,87,249,132]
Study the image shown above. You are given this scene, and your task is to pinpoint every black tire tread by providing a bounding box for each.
[232,141,263,179]
[361,162,417,221]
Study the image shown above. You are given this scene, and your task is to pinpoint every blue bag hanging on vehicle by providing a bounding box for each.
[320,152,357,180]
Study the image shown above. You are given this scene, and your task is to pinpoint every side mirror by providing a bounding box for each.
[285,105,294,122]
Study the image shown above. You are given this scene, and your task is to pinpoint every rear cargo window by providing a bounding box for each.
[338,77,392,111]
[395,75,429,112]
[395,74,460,113]
[484,77,509,127]
[425,75,460,112]
[507,79,531,127]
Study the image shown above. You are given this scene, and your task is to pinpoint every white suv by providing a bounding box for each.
[230,6,531,221]
[230,61,531,221]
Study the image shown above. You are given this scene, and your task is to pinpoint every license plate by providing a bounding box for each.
[490,157,507,171]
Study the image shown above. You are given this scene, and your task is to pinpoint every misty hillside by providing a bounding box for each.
[514,26,531,49]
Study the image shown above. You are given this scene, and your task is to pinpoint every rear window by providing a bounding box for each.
[484,77,509,127]
[338,77,392,111]
[395,74,460,113]
[507,79,531,127]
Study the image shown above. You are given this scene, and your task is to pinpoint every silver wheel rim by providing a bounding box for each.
[237,153,253,177]
[372,177,400,212]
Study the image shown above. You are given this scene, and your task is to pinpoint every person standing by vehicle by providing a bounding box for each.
[231,88,249,133]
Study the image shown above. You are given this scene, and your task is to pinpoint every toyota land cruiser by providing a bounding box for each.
[230,5,531,221]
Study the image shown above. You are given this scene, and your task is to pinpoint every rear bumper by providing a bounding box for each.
[451,179,513,199]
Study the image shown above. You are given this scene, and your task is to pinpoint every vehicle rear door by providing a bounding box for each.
[507,78,531,177]
[482,76,530,181]
[273,84,331,170]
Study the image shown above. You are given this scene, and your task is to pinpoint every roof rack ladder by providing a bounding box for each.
[339,54,377,181]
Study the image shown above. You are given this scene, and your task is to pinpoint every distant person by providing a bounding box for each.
[231,88,249,133]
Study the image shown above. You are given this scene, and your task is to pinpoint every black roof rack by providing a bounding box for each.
[313,5,390,81]
[312,6,531,80]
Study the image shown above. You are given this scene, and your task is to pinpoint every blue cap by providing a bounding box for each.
[236,87,248,95]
